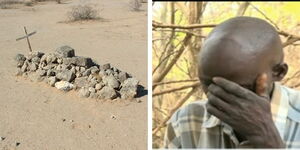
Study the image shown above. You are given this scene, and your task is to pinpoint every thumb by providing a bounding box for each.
[255,73,269,98]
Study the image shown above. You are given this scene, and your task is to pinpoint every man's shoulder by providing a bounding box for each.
[168,100,208,124]
[280,85,300,122]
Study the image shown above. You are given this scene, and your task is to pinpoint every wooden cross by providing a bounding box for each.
[16,27,36,52]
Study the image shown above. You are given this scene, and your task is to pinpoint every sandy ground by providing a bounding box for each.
[0,0,147,149]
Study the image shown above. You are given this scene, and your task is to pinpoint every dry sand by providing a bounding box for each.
[0,0,147,149]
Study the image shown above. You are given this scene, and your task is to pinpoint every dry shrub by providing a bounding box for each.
[33,0,61,3]
[24,0,33,6]
[0,0,23,9]
[68,4,99,21]
[0,0,62,9]
[129,0,142,11]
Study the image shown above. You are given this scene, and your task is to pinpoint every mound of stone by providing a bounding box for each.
[14,45,140,100]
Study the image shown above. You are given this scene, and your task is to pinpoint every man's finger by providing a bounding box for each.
[207,84,240,104]
[213,77,256,99]
[206,103,228,122]
[255,73,269,98]
[207,92,232,114]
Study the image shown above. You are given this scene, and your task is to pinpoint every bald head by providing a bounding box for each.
[198,17,287,93]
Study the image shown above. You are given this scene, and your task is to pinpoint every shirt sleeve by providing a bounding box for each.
[163,120,181,149]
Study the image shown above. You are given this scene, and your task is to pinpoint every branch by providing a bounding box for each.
[152,49,180,75]
[153,21,216,29]
[250,4,280,30]
[153,81,200,97]
[292,82,300,88]
[282,70,300,85]
[278,30,300,39]
[154,106,168,116]
[248,4,300,46]
[283,38,300,48]
[152,87,198,135]
[152,34,192,88]
[154,29,207,38]
[153,79,199,87]
[236,2,250,16]
[278,31,300,47]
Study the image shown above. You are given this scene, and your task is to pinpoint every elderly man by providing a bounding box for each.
[164,16,300,148]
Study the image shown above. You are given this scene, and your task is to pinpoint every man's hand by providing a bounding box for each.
[206,74,284,148]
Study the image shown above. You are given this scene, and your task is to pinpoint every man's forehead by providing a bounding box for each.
[199,67,257,85]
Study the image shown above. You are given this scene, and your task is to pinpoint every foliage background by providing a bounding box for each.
[152,2,300,148]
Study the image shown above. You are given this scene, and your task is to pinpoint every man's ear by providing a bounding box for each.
[272,63,288,81]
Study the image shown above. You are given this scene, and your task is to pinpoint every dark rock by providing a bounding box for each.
[47,76,57,87]
[47,69,56,77]
[95,83,104,90]
[37,69,46,76]
[101,63,111,70]
[106,69,113,76]
[27,51,44,60]
[29,63,38,71]
[103,75,120,89]
[40,54,47,63]
[46,53,58,64]
[97,86,117,100]
[55,64,63,71]
[32,51,44,58]
[120,78,139,99]
[14,54,26,68]
[14,53,26,61]
[89,92,98,99]
[90,66,100,74]
[74,56,93,67]
[75,66,80,72]
[31,56,40,64]
[70,67,76,74]
[79,87,90,98]
[82,69,91,77]
[57,58,63,64]
[55,45,75,58]
[21,60,29,72]
[88,80,98,88]
[120,87,137,100]
[62,57,75,66]
[99,70,107,76]
[118,72,129,83]
[74,77,88,88]
[112,67,119,73]
[87,74,93,81]
[63,56,93,68]
[94,74,102,82]
[88,87,96,93]
[79,67,86,73]
[122,78,139,88]
[28,72,44,82]
[56,70,76,82]
[43,63,56,70]
[75,72,82,78]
